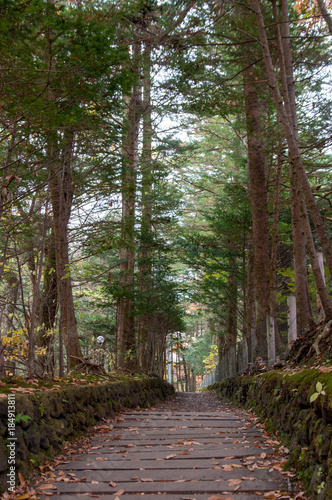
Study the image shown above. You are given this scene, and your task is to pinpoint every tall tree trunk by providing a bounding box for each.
[253,0,332,298]
[243,67,270,359]
[316,0,332,35]
[0,274,20,376]
[269,149,285,351]
[245,235,256,362]
[49,132,83,372]
[138,39,153,372]
[271,0,315,332]
[289,165,314,333]
[224,255,238,374]
[116,41,141,371]
[37,229,58,375]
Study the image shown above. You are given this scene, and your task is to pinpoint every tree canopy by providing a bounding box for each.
[0,0,331,386]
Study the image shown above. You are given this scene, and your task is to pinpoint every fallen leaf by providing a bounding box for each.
[263,494,277,500]
[18,472,26,487]
[166,454,177,459]
[208,497,234,500]
[228,479,242,486]
[17,495,30,500]
[115,489,125,496]
[109,482,116,487]
[141,478,153,482]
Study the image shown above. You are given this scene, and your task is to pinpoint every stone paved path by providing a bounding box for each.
[39,392,291,500]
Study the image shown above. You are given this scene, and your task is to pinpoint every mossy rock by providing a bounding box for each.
[210,368,332,499]
[16,426,29,462]
[26,421,41,454]
[0,376,174,495]
[0,439,7,472]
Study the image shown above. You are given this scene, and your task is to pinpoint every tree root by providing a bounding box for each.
[71,357,107,375]
[309,319,332,358]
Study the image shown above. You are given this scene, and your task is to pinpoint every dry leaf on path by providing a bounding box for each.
[228,479,242,486]
[208,496,234,500]
[166,454,177,459]
[115,489,125,496]
[141,478,153,482]
[263,493,277,500]
[18,472,26,487]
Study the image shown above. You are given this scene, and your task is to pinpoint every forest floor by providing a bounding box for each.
[0,372,141,398]
[6,392,309,500]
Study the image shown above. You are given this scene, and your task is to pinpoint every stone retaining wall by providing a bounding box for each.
[209,369,332,499]
[0,376,174,493]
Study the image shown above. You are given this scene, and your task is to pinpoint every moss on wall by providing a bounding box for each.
[0,376,174,493]
[209,369,332,499]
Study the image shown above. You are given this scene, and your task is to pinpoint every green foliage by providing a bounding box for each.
[310,382,326,403]
[14,413,32,425]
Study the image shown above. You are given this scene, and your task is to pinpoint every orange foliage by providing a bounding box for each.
[294,0,332,30]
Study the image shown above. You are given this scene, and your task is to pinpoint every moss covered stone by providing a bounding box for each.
[209,369,332,499]
[0,376,174,493]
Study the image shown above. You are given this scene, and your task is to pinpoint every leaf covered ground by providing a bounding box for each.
[3,392,310,500]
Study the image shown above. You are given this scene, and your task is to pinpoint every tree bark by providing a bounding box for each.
[245,234,256,361]
[289,165,314,333]
[270,0,315,333]
[49,132,83,371]
[269,149,286,351]
[243,66,270,359]
[316,0,332,35]
[253,0,332,291]
[37,229,58,375]
[138,39,153,372]
[116,41,141,371]
[224,255,238,372]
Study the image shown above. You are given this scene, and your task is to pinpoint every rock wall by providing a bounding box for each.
[0,376,174,493]
[209,369,332,499]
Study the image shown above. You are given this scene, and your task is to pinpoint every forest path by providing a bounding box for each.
[39,392,292,500]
